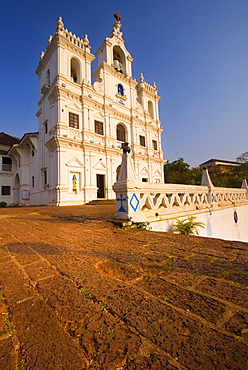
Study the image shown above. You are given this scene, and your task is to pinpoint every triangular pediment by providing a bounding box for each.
[65,102,81,111]
[93,111,104,119]
[141,167,149,175]
[154,169,162,177]
[66,157,84,168]
[93,159,107,170]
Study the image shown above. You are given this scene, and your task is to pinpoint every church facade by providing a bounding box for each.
[8,15,165,206]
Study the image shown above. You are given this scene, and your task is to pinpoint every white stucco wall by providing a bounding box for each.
[150,204,248,243]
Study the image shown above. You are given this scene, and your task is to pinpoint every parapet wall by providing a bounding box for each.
[150,203,248,242]
[113,150,248,242]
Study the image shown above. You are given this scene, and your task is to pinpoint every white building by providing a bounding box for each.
[8,15,165,206]
[0,133,19,205]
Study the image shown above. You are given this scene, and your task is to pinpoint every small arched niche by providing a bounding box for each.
[148,100,154,119]
[117,83,124,96]
[70,57,80,83]
[116,123,126,142]
[113,46,126,75]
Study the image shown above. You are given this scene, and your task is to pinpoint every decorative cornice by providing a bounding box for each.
[36,17,94,75]
[48,86,60,105]
[97,62,135,84]
[63,39,95,63]
[45,136,59,151]
[65,90,81,102]
[113,111,131,123]
[116,93,127,101]
[36,108,42,117]
[36,37,57,75]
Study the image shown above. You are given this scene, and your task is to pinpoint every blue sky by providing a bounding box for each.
[0,0,247,167]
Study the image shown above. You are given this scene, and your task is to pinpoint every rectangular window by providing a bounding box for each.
[94,120,104,135]
[44,170,47,185]
[1,186,11,196]
[139,135,146,147]
[69,112,79,129]
[44,121,48,134]
[152,140,158,151]
[2,157,12,171]
[32,176,34,188]
[117,125,125,142]
[32,145,35,157]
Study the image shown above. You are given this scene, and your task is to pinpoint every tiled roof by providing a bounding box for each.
[199,158,239,167]
[0,132,19,147]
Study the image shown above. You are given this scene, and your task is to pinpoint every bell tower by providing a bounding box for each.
[95,12,133,78]
[35,17,96,205]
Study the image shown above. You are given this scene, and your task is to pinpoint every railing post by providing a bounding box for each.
[201,167,215,206]
[112,143,141,220]
[241,178,248,199]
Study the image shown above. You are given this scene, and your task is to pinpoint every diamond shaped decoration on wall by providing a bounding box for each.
[130,193,139,212]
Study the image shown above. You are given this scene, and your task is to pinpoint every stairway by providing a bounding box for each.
[87,198,116,205]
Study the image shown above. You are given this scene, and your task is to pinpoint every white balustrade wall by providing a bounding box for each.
[113,151,248,242]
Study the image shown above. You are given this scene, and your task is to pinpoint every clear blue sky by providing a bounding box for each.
[1,0,247,167]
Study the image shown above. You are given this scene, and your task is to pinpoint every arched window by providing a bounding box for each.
[46,69,50,86]
[118,84,124,96]
[70,58,80,83]
[116,124,126,142]
[148,100,154,119]
[113,46,125,74]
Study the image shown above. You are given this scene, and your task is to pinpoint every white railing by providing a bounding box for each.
[213,187,247,204]
[112,151,248,222]
[114,181,248,222]
[139,184,209,211]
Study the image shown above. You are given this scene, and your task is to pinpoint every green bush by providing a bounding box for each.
[0,202,7,208]
[172,216,205,235]
[123,221,151,231]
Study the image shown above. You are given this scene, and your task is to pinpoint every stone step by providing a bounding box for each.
[87,198,116,205]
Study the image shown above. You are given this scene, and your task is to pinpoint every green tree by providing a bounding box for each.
[164,157,248,187]
[210,162,248,188]
[188,167,202,185]
[237,162,248,182]
[164,158,202,185]
[164,158,191,184]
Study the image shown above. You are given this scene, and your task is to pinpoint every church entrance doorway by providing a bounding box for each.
[97,174,105,198]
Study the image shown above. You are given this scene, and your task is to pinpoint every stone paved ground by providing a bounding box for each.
[0,205,247,370]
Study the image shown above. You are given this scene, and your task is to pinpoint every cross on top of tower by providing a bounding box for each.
[114,12,122,22]
[111,12,123,38]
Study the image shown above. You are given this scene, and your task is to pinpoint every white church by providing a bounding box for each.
[3,14,165,206]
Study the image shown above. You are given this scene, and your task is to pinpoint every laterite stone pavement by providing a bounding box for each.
[0,205,247,370]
